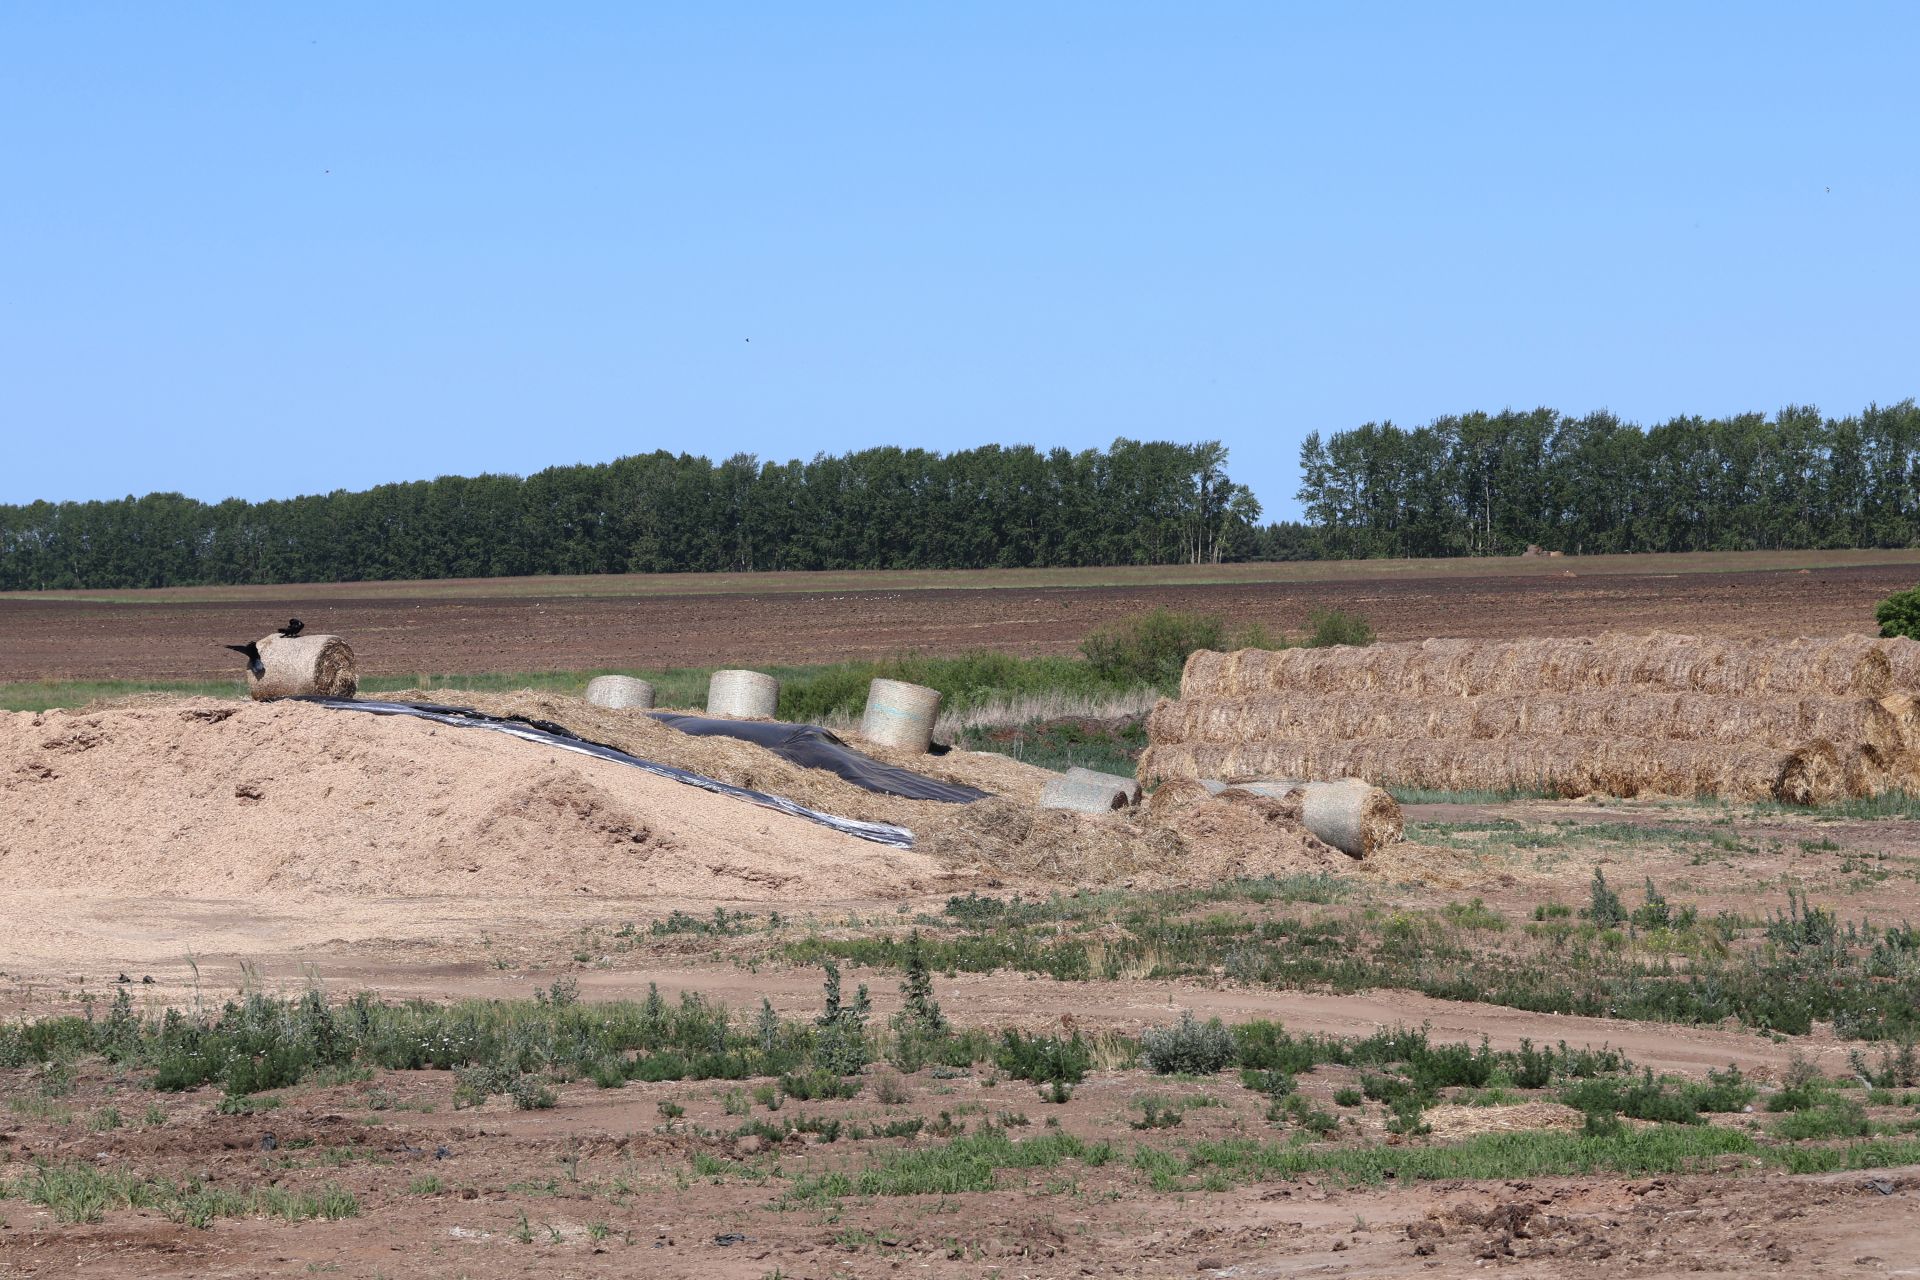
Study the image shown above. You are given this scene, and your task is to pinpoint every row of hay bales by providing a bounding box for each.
[1140,633,1920,804]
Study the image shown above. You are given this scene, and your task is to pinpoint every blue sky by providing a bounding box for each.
[3,3,1914,518]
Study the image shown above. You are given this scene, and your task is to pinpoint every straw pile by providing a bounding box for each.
[1143,633,1920,803]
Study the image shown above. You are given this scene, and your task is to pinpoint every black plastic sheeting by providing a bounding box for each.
[294,698,917,849]
[649,713,988,804]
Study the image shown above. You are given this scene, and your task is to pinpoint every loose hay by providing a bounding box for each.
[1422,1102,1584,1140]
[926,781,1347,889]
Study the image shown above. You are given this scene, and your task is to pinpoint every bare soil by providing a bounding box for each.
[2,1058,1915,1279]
[4,556,1919,683]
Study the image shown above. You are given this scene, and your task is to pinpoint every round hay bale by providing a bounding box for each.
[1295,779,1401,858]
[859,678,942,753]
[707,669,780,719]
[1775,739,1846,805]
[1040,774,1132,814]
[584,675,656,710]
[248,634,357,701]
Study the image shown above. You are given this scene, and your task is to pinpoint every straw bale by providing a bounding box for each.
[1179,633,1920,701]
[248,633,357,700]
[1157,692,1915,759]
[1296,778,1402,858]
[1141,736,1849,803]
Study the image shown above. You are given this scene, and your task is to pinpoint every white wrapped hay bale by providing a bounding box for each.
[1040,771,1135,814]
[585,675,657,710]
[707,669,780,718]
[860,678,942,753]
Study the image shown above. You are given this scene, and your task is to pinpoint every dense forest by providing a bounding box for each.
[5,403,1916,590]
[1297,401,1920,558]
[0,440,1263,590]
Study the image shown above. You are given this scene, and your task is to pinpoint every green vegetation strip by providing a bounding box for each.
[790,878,1920,1041]
[0,1161,356,1226]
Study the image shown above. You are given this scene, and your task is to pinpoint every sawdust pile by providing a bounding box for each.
[1147,632,1920,803]
[4,692,1357,904]
[0,698,942,903]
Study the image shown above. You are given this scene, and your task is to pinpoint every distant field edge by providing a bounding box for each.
[6,547,1920,606]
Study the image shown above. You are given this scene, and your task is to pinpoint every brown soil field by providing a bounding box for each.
[5,549,1920,682]
[5,772,1920,1276]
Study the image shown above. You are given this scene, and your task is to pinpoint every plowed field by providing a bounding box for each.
[4,550,1918,682]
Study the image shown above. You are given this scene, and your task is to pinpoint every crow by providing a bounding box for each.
[278,618,305,638]
[226,641,265,678]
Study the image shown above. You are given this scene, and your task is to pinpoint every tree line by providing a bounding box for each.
[0,440,1262,590]
[1295,401,1920,558]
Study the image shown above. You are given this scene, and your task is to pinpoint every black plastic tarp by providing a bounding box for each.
[649,713,988,804]
[294,698,916,849]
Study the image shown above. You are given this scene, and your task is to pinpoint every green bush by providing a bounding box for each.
[1080,610,1229,689]
[1140,1011,1237,1075]
[994,1031,1092,1085]
[1304,607,1374,648]
[1877,586,1920,640]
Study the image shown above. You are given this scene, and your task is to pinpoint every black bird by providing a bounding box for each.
[278,618,305,638]
[226,641,265,678]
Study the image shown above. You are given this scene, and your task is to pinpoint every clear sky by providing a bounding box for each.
[3,3,1915,518]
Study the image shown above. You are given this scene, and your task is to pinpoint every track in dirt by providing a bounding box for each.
[5,554,1919,683]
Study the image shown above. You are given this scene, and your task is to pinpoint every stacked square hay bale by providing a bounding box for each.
[1139,633,1920,804]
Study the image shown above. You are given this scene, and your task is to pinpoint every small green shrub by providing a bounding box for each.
[1303,607,1374,648]
[1141,1012,1237,1076]
[1080,610,1230,688]
[1876,586,1920,640]
[1588,868,1627,927]
[995,1031,1092,1085]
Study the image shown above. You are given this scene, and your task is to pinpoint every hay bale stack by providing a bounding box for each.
[1144,631,1920,806]
[247,634,357,701]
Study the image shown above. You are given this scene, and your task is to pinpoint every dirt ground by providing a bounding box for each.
[4,556,1920,682]
[8,552,1920,1275]
[4,792,1920,1277]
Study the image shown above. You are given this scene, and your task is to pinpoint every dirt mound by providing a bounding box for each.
[921,778,1347,889]
[0,699,943,903]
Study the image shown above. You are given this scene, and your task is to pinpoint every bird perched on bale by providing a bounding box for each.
[225,641,265,677]
[278,618,305,637]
